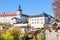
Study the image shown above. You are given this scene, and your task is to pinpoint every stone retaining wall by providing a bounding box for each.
[45,30,58,40]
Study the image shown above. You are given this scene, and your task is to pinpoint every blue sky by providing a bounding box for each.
[0,0,54,16]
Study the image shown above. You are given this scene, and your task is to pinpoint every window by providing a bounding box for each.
[32,22,33,24]
[32,19,33,21]
[41,22,43,24]
[37,19,39,20]
[37,22,39,24]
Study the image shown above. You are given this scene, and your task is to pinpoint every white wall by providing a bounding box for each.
[14,23,28,27]
[28,17,45,28]
[0,16,16,24]
[44,17,49,24]
[28,17,50,28]
[16,10,28,23]
[0,14,28,24]
[16,11,21,18]
[45,30,58,40]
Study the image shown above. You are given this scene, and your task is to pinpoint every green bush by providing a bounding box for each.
[1,31,14,40]
[58,24,60,29]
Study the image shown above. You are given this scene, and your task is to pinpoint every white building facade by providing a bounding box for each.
[28,13,53,28]
[0,5,53,28]
[0,5,29,24]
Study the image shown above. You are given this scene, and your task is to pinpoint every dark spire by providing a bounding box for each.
[17,5,22,11]
[19,5,21,9]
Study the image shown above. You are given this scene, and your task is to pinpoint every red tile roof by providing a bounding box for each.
[0,13,17,17]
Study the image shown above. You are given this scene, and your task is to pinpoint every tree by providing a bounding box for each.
[53,0,60,19]
[1,30,14,40]
[58,24,60,29]
[6,23,14,29]
[22,20,30,33]
[35,28,45,40]
[22,20,28,24]
[0,30,3,40]
[0,23,7,28]
[9,27,20,40]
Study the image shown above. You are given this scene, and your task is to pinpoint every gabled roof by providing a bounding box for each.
[38,12,48,17]
[0,13,17,17]
[22,14,29,17]
[30,12,53,18]
[0,13,29,17]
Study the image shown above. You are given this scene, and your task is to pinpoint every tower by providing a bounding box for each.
[16,5,22,18]
[53,0,60,19]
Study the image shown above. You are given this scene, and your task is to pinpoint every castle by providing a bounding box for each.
[0,5,53,28]
[0,5,29,24]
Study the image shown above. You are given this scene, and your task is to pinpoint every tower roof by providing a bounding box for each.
[29,12,53,18]
[17,5,22,11]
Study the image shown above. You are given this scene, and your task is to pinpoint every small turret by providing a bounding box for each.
[16,5,22,18]
[17,5,22,11]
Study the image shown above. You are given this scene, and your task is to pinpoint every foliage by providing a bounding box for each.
[35,28,42,33]
[28,34,33,39]
[9,27,20,40]
[6,24,14,29]
[22,20,28,23]
[10,27,19,35]
[0,23,46,40]
[1,31,14,40]
[25,35,30,40]
[34,28,45,40]
[58,24,60,29]
[0,30,3,35]
[0,23,7,28]
[0,30,3,40]
[20,32,25,38]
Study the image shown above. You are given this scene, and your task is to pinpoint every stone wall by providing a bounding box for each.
[58,30,60,40]
[45,30,58,40]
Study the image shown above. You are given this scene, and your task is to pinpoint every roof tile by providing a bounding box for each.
[0,13,17,17]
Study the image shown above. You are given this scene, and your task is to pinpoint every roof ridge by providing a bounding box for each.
[0,13,17,17]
